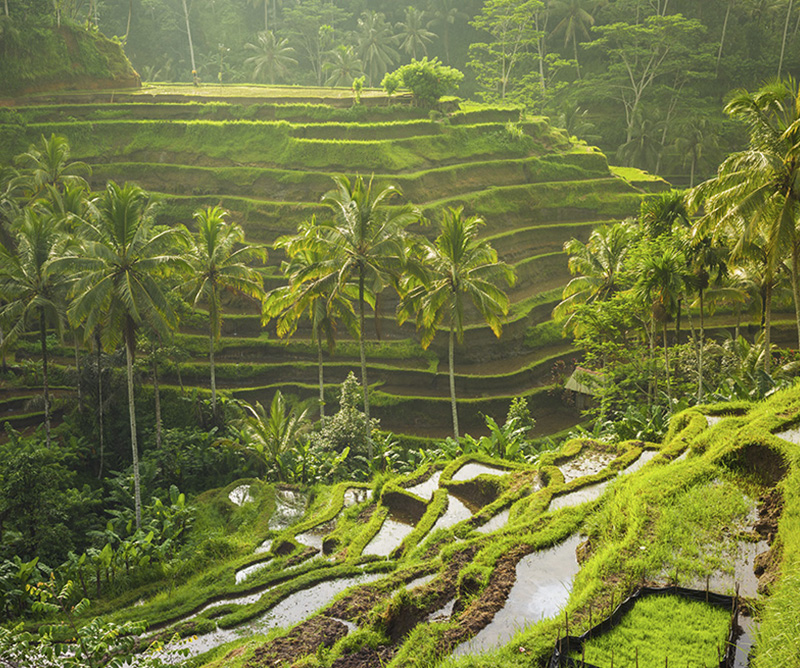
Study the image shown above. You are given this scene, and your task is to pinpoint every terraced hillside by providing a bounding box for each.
[0,86,668,438]
[94,384,800,668]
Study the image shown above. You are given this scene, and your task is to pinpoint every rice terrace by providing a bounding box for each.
[2,2,800,668]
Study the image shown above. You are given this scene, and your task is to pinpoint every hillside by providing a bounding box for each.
[0,86,666,439]
[78,382,800,668]
[0,22,140,97]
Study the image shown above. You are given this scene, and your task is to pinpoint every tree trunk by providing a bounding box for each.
[264,0,268,31]
[674,298,682,344]
[125,331,143,529]
[573,37,581,81]
[698,289,705,403]
[181,0,197,75]
[448,326,459,441]
[663,320,671,403]
[153,349,162,449]
[791,240,800,349]
[778,0,794,78]
[764,281,773,373]
[125,0,132,42]
[358,270,372,459]
[0,324,6,372]
[96,331,104,480]
[717,0,733,75]
[39,313,51,447]
[73,333,82,412]
[317,340,325,426]
[209,327,217,417]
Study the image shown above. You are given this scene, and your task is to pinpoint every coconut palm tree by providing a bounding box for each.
[315,175,419,459]
[426,0,466,64]
[553,222,635,332]
[63,182,186,529]
[244,30,298,84]
[0,209,71,447]
[357,11,400,86]
[13,134,90,202]
[183,205,265,418]
[549,0,597,80]
[264,217,355,426]
[398,207,515,440]
[323,45,364,88]
[631,243,687,403]
[691,79,800,352]
[397,7,436,59]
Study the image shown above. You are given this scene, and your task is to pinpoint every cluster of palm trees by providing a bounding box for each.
[556,79,800,410]
[244,6,446,87]
[0,135,264,529]
[1,136,516,522]
[264,175,515,452]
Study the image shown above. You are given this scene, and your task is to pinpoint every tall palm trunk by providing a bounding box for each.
[716,0,733,75]
[125,329,143,529]
[181,0,197,75]
[153,347,162,449]
[448,325,459,441]
[73,332,82,412]
[317,340,325,426]
[573,38,581,80]
[764,281,773,373]
[779,0,794,78]
[791,241,800,348]
[662,320,671,403]
[698,289,705,403]
[209,327,217,417]
[96,331,105,479]
[358,270,372,459]
[39,312,51,447]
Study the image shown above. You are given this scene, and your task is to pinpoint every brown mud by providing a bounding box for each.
[244,616,348,667]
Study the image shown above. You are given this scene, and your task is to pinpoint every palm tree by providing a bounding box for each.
[324,45,364,88]
[63,182,186,529]
[426,0,466,63]
[553,222,635,332]
[399,207,515,440]
[691,79,800,353]
[397,7,436,59]
[244,30,298,84]
[183,206,265,418]
[264,218,355,426]
[316,175,419,459]
[685,233,729,401]
[631,243,687,403]
[235,391,308,481]
[13,134,90,201]
[357,11,400,86]
[549,0,596,80]
[0,209,71,447]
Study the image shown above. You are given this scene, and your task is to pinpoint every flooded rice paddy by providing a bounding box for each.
[452,463,510,482]
[228,485,253,506]
[428,495,473,536]
[452,534,583,656]
[475,508,511,534]
[363,517,415,557]
[173,572,385,660]
[268,490,308,531]
[404,471,441,500]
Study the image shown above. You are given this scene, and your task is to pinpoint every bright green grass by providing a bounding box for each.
[133,82,387,99]
[609,165,667,183]
[571,595,731,668]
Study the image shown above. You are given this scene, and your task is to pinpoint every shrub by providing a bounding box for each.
[383,58,464,108]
